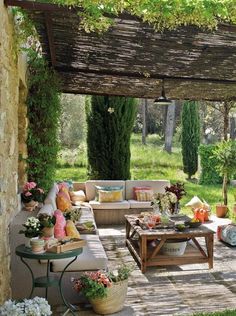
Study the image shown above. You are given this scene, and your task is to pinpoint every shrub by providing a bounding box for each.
[86,96,137,179]
[199,144,222,185]
[181,101,200,179]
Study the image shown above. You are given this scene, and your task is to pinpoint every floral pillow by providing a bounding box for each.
[54,210,66,238]
[98,190,123,203]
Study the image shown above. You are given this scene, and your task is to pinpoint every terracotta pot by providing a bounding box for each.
[41,226,54,238]
[216,204,228,218]
[23,200,38,212]
[233,204,236,215]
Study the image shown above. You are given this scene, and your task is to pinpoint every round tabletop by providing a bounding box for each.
[15,244,83,260]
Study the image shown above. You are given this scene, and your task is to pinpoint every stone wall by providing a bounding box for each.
[0,1,27,304]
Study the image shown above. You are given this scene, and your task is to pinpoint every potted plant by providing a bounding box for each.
[73,265,133,315]
[151,191,177,218]
[0,296,52,315]
[19,216,41,247]
[213,141,236,217]
[21,181,45,211]
[38,213,56,238]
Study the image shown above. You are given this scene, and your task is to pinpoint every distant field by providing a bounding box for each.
[56,134,236,220]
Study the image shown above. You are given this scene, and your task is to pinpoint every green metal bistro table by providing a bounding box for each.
[15,244,83,316]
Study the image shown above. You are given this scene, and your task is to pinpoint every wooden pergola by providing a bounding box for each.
[5,0,236,101]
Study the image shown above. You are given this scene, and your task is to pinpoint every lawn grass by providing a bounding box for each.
[56,133,236,219]
[194,311,236,316]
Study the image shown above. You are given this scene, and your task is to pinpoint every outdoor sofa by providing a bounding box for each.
[10,179,169,304]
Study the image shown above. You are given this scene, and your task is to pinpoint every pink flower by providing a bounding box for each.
[25,191,32,197]
[23,182,37,191]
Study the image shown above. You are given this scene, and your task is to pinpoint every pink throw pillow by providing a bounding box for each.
[54,209,66,238]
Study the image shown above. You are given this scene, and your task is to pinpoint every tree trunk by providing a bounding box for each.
[142,99,147,145]
[164,101,176,153]
[223,102,230,141]
[223,173,228,206]
[230,116,236,140]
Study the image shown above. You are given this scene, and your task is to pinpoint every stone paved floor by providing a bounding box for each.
[54,225,236,316]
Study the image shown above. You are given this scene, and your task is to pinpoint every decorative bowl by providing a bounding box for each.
[185,220,201,228]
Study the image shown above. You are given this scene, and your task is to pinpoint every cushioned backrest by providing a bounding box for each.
[37,204,54,216]
[85,180,125,201]
[125,180,170,200]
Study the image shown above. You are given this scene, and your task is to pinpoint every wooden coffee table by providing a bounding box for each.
[125,215,214,273]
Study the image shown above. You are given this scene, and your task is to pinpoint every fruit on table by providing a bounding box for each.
[194,208,210,222]
[191,218,200,223]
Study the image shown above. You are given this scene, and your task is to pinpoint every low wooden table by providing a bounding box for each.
[125,215,214,273]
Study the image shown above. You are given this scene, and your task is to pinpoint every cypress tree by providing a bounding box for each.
[181,101,200,179]
[86,96,137,180]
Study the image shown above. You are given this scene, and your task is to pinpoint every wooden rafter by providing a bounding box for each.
[44,12,56,66]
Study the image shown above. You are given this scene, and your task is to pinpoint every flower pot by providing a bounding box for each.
[216,204,228,218]
[41,226,54,238]
[90,279,128,315]
[161,239,187,256]
[23,200,38,212]
[30,237,45,253]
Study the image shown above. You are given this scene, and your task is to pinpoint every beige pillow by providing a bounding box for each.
[69,190,86,203]
[185,196,203,208]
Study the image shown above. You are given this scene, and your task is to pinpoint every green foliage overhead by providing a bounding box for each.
[86,96,137,180]
[181,101,200,179]
[26,50,61,192]
[198,144,222,185]
[53,0,236,32]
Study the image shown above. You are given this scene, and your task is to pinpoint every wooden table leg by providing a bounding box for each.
[140,235,147,273]
[206,234,214,269]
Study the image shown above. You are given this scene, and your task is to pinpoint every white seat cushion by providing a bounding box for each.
[125,180,170,200]
[85,180,125,201]
[89,200,130,210]
[51,235,108,272]
[128,200,152,209]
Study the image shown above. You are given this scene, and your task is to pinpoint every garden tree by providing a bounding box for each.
[164,101,176,153]
[210,101,236,141]
[181,101,200,179]
[59,94,86,149]
[86,96,137,180]
[213,140,236,206]
[141,99,147,145]
[26,51,61,191]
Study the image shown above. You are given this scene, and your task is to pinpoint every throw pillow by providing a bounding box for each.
[65,220,81,238]
[98,189,123,202]
[69,190,86,203]
[54,210,66,238]
[217,224,236,246]
[95,185,124,201]
[133,186,153,201]
[136,189,154,201]
[56,191,72,212]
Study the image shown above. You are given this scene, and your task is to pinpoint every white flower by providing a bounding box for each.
[0,297,52,316]
[107,107,115,114]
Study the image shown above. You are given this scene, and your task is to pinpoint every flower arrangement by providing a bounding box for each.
[21,182,44,203]
[0,296,52,316]
[165,182,186,201]
[73,265,133,300]
[38,213,56,228]
[19,216,41,238]
[151,192,177,213]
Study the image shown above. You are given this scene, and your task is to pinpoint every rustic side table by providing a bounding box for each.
[15,244,83,315]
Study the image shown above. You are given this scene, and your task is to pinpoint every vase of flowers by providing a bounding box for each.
[38,213,56,238]
[0,296,52,315]
[151,191,178,217]
[21,182,44,212]
[165,182,186,215]
[73,265,132,315]
[19,216,41,247]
